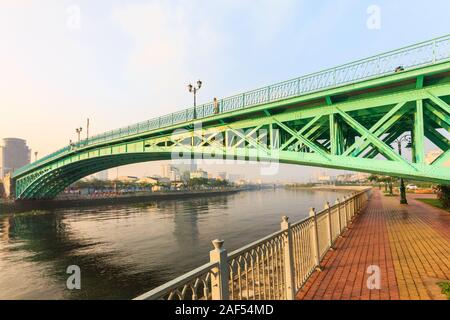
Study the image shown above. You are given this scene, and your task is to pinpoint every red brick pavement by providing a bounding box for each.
[296,189,450,300]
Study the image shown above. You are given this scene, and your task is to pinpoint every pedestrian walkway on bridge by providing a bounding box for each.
[297,189,450,300]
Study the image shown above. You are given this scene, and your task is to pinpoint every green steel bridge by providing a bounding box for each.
[12,35,450,200]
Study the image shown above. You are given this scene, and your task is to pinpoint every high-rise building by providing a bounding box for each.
[190,169,208,179]
[0,138,31,178]
[161,161,197,182]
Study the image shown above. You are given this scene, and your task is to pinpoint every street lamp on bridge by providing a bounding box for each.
[393,134,412,205]
[188,80,202,119]
[75,127,83,144]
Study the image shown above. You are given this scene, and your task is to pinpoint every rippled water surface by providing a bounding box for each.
[0,188,348,299]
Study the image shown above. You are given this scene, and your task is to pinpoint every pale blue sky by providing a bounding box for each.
[1,0,449,181]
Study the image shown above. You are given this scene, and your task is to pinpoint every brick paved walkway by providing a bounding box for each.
[297,189,450,300]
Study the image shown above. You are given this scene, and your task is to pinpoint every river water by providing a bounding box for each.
[0,188,349,300]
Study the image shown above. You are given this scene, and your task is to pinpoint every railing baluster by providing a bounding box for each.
[335,198,342,235]
[324,202,334,250]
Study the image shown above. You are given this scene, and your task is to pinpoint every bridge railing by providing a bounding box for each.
[134,188,372,300]
[14,35,450,177]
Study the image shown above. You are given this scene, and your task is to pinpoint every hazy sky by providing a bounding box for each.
[1,0,449,181]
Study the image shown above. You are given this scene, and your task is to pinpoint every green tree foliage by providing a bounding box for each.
[436,185,450,209]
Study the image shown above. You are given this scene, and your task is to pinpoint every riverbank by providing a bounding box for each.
[0,188,244,213]
[298,189,450,300]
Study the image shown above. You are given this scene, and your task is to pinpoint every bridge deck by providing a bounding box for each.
[296,190,450,300]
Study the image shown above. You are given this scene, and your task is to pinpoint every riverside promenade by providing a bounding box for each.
[297,189,450,300]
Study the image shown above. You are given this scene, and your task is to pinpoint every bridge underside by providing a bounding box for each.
[14,63,450,199]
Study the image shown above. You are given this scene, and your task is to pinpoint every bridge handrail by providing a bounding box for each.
[134,188,373,300]
[13,35,450,177]
[133,261,219,300]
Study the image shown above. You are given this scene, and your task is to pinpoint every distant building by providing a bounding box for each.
[335,172,370,183]
[228,174,244,183]
[171,161,197,175]
[190,169,208,179]
[170,181,184,190]
[217,172,227,181]
[425,150,443,165]
[161,164,181,181]
[162,162,197,182]
[235,179,248,186]
[152,184,170,192]
[318,175,331,183]
[0,138,31,178]
[138,176,170,185]
[117,176,139,182]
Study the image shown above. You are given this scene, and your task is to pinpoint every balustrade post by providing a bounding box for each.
[342,196,348,228]
[335,198,342,236]
[349,194,354,219]
[345,196,355,223]
[209,239,229,300]
[309,208,323,271]
[355,194,359,214]
[281,216,295,300]
[324,202,334,250]
[433,40,436,63]
[356,193,360,213]
[361,193,364,210]
[346,196,352,223]
[342,196,348,223]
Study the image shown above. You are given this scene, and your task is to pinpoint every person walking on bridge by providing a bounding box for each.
[213,97,220,115]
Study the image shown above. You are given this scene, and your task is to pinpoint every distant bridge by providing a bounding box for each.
[12,35,450,199]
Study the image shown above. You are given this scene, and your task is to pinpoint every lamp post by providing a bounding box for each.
[393,134,412,204]
[75,127,83,144]
[86,118,90,141]
[188,80,202,119]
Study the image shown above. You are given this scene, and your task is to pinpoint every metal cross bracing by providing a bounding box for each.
[12,35,450,199]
